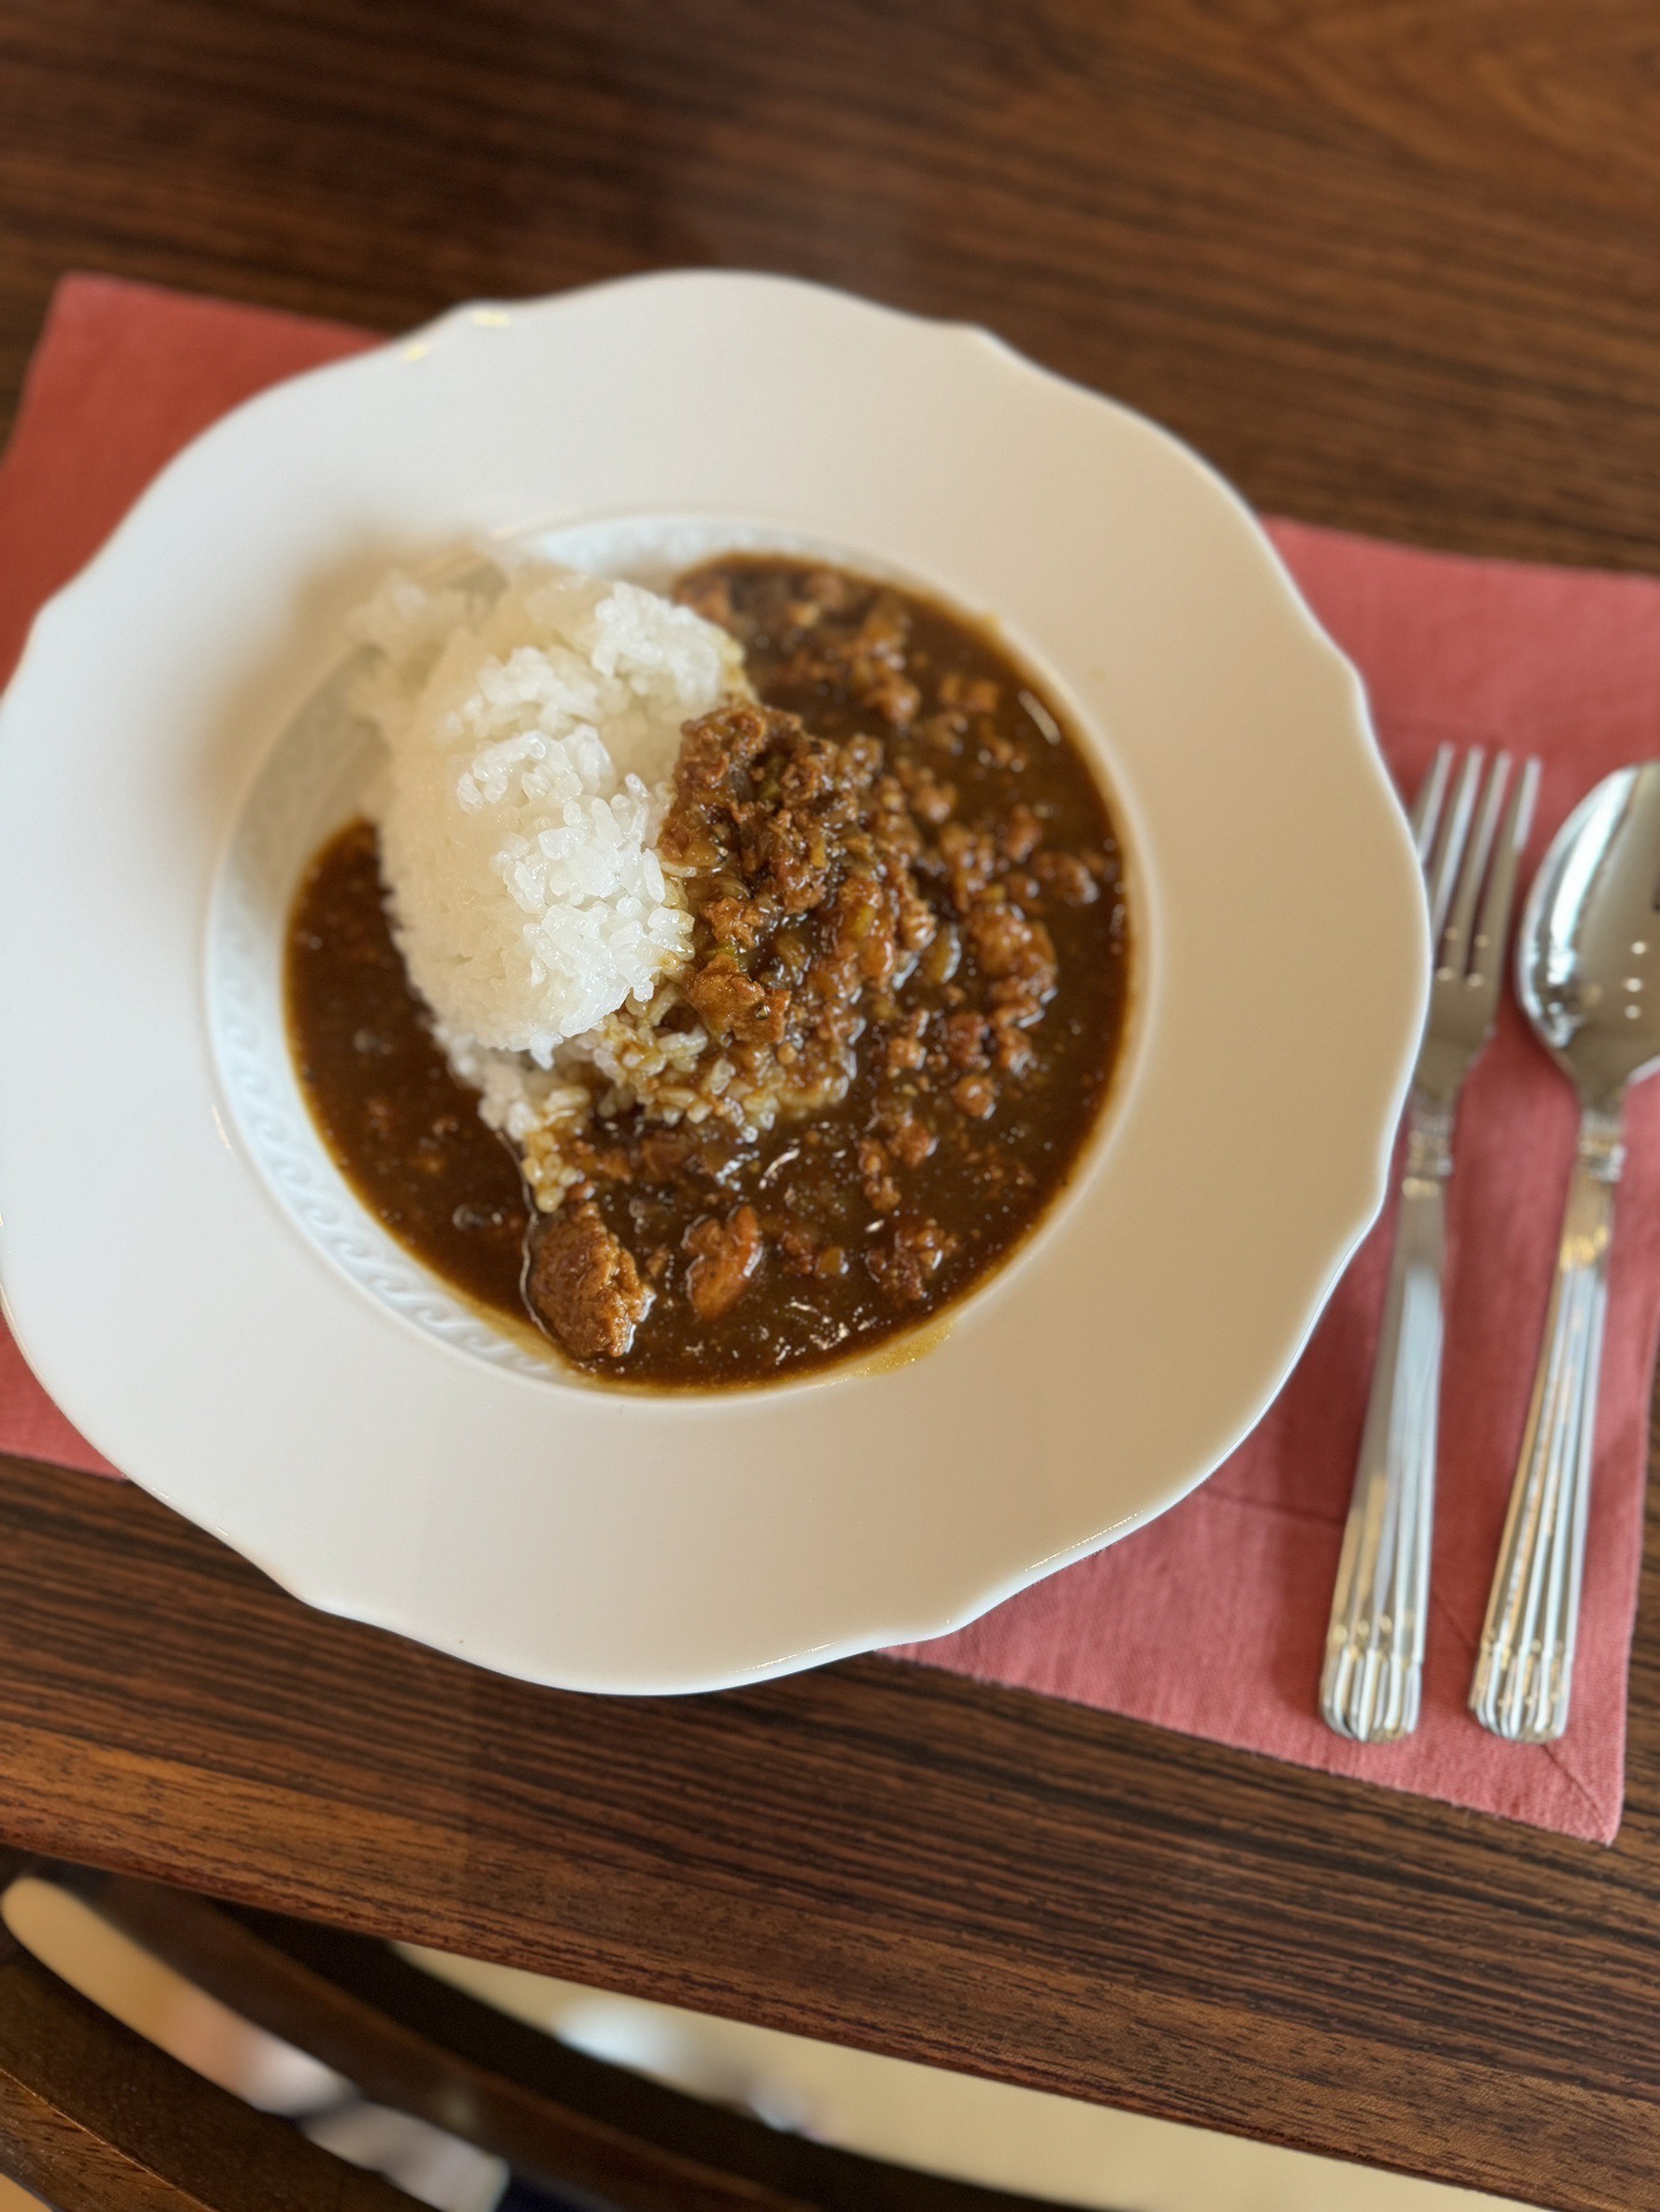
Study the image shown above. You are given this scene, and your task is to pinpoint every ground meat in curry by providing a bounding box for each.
[286,557,1130,1387]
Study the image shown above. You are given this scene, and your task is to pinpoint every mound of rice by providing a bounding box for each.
[349,555,747,1071]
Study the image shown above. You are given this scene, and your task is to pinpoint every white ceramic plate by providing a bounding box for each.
[0,273,1426,1693]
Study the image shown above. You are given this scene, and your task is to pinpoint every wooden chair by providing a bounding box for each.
[0,1850,1074,2212]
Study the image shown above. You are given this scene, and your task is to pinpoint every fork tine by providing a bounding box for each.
[1410,745,1454,864]
[1469,755,1541,985]
[1441,754,1510,978]
[1424,748,1484,945]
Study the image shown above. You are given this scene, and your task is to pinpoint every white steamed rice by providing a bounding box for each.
[349,554,746,1074]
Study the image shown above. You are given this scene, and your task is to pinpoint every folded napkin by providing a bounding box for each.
[3,276,1655,1842]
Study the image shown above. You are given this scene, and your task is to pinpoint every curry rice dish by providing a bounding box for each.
[286,554,1131,1387]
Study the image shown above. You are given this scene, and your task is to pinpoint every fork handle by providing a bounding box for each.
[1321,1098,1449,1741]
[1470,1105,1624,1742]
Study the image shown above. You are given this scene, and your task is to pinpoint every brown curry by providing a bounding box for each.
[286,557,1131,1387]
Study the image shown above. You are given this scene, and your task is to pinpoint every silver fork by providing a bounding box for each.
[1320,746,1540,1741]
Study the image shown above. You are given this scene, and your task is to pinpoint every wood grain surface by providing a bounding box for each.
[1,1456,1659,2212]
[3,3,1660,2206]
[4,0,1660,570]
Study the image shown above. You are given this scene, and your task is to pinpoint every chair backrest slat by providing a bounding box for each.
[0,1852,420,2212]
[73,1868,812,2212]
[3,1854,1063,2212]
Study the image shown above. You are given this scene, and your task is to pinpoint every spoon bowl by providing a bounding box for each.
[1515,764,1660,1111]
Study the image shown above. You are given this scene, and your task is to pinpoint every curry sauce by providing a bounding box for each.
[286,558,1131,1387]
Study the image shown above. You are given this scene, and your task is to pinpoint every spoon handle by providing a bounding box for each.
[1321,1098,1449,1741]
[1471,1104,1624,1742]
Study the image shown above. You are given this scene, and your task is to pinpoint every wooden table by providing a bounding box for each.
[2,6,1658,2207]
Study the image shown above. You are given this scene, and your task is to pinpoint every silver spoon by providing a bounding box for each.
[1471,764,1660,1741]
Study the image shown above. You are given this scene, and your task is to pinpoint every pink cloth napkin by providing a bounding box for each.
[3,276,1656,1842]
